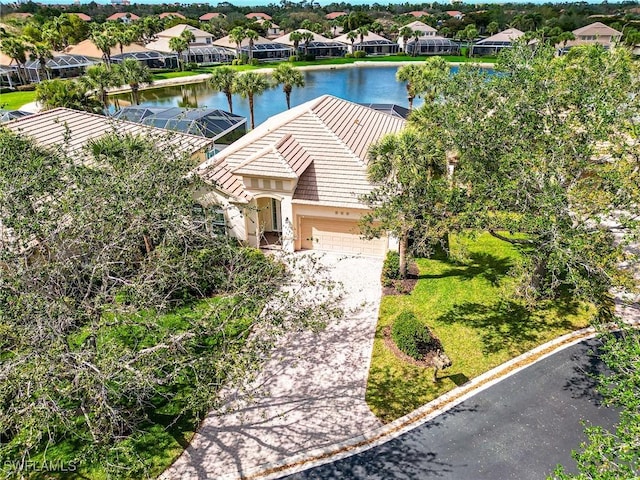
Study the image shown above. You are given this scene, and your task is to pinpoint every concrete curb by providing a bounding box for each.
[232,327,599,480]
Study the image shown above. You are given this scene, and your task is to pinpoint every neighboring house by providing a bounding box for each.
[407,11,431,18]
[195,95,405,256]
[334,31,399,55]
[9,13,33,19]
[106,12,140,23]
[68,13,92,21]
[199,12,225,21]
[470,28,524,56]
[4,108,213,165]
[214,35,292,61]
[245,12,272,21]
[146,24,234,64]
[325,11,347,20]
[276,29,347,58]
[22,53,98,82]
[398,20,438,51]
[111,107,247,144]
[557,22,622,53]
[159,12,186,19]
[0,52,19,88]
[65,39,177,68]
[406,35,460,55]
[256,18,282,38]
[445,10,464,20]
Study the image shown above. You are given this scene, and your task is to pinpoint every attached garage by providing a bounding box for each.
[298,217,387,257]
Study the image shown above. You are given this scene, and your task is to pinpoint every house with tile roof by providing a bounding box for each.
[106,12,140,23]
[159,12,185,19]
[557,22,622,53]
[325,11,347,20]
[213,35,291,61]
[398,20,438,50]
[334,31,399,55]
[407,11,431,18]
[199,12,225,21]
[146,24,234,64]
[68,12,92,21]
[276,29,346,58]
[195,96,405,256]
[471,28,524,56]
[246,12,272,21]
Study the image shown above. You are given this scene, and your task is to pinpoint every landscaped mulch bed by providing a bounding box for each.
[382,325,447,370]
[382,261,419,296]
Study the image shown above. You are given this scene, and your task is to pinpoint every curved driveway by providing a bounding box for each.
[284,338,619,480]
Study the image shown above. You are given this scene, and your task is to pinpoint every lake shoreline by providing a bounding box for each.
[107,60,496,96]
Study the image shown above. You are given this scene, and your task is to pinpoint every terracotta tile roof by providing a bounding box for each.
[404,20,438,32]
[69,12,91,21]
[334,31,395,45]
[197,96,405,208]
[200,12,224,21]
[64,39,153,58]
[246,12,272,20]
[407,11,430,17]
[159,12,185,19]
[476,28,524,44]
[106,12,140,21]
[275,29,336,45]
[325,11,347,20]
[157,24,212,39]
[5,108,212,164]
[573,21,622,37]
[213,34,278,49]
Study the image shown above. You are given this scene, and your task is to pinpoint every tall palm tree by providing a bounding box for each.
[209,66,236,113]
[410,30,424,56]
[346,30,358,53]
[399,25,413,45]
[169,36,189,70]
[233,72,270,129]
[112,58,152,105]
[357,26,369,52]
[229,26,247,60]
[29,42,53,82]
[272,63,305,110]
[301,31,314,57]
[180,29,196,64]
[109,23,136,57]
[90,28,117,68]
[289,31,303,55]
[245,29,259,63]
[0,36,28,84]
[79,63,117,111]
[487,21,499,35]
[396,64,425,110]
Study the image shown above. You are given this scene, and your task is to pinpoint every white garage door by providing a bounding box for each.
[299,217,387,257]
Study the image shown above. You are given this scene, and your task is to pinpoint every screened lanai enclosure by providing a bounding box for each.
[24,54,98,82]
[112,106,247,143]
[406,37,460,55]
[0,110,32,123]
[112,50,178,69]
[355,39,399,56]
[296,40,346,58]
[185,46,235,64]
[240,42,293,61]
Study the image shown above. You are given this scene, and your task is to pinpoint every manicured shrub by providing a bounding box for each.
[353,50,367,58]
[289,55,299,62]
[381,250,402,287]
[392,310,432,360]
[250,58,259,66]
[344,52,354,58]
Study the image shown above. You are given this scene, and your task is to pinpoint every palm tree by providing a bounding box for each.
[346,30,358,53]
[272,63,305,110]
[180,29,196,64]
[229,26,247,60]
[29,42,53,82]
[289,31,303,55]
[410,30,424,56]
[262,20,272,36]
[301,31,314,57]
[370,21,384,34]
[169,36,189,70]
[245,29,259,63]
[36,79,102,113]
[399,26,413,47]
[233,72,270,129]
[396,64,424,110]
[357,25,369,52]
[79,63,117,111]
[0,36,28,84]
[329,19,340,37]
[209,66,236,113]
[109,23,135,57]
[487,21,499,35]
[112,58,152,105]
[90,29,117,68]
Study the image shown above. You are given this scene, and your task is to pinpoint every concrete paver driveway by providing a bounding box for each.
[163,253,384,479]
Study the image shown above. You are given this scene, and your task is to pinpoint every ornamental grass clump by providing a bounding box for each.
[391,310,431,360]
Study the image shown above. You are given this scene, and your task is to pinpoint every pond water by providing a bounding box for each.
[112,65,467,127]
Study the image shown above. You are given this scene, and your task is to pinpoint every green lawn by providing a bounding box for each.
[366,233,594,423]
[150,69,210,80]
[0,90,36,110]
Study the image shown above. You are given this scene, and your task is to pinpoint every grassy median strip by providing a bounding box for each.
[366,232,594,423]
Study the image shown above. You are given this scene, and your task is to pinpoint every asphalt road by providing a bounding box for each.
[284,338,619,480]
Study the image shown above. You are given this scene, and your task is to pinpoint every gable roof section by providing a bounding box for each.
[198,96,405,208]
[200,12,224,20]
[234,134,313,179]
[4,108,212,163]
[573,21,621,37]
[275,29,339,46]
[476,28,524,44]
[404,20,437,32]
[334,31,396,46]
[157,24,212,39]
[106,12,140,21]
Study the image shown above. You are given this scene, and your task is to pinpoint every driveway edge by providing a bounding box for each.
[235,327,599,480]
